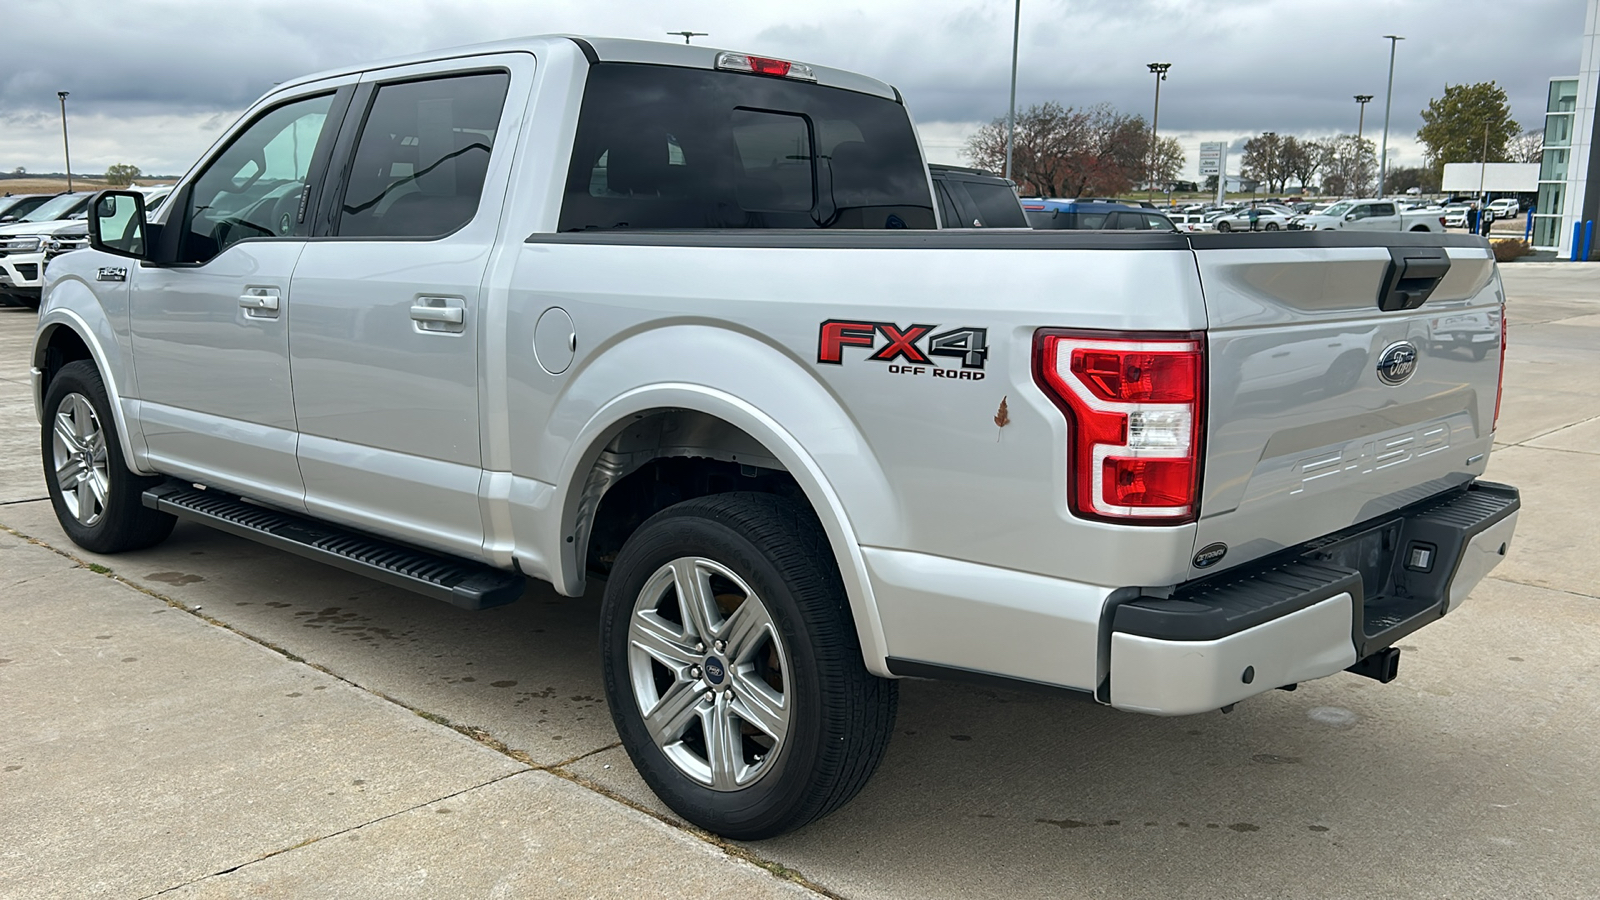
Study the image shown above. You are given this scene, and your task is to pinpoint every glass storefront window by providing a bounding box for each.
[1544,112,1573,148]
[1540,148,1570,182]
[1536,181,1566,216]
[1549,79,1578,113]
[1532,215,1562,248]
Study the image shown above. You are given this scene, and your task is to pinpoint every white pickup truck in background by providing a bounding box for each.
[34,35,1518,839]
[1293,198,1447,232]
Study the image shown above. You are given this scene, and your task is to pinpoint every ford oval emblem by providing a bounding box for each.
[1193,543,1228,569]
[1376,341,1419,386]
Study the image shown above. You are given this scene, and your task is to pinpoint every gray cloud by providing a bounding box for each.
[0,0,1577,175]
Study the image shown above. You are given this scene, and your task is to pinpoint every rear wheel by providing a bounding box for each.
[1216,220,1232,232]
[41,361,175,553]
[1264,222,1280,231]
[600,492,897,839]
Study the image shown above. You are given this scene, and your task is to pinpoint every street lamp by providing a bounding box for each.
[1004,0,1021,184]
[57,91,73,193]
[667,31,707,44]
[1147,62,1171,201]
[1355,94,1373,142]
[1377,35,1403,199]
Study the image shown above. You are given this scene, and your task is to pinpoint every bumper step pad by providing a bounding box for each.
[1114,481,1519,657]
[142,482,524,610]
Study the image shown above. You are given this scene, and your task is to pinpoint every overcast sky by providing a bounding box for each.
[0,0,1579,182]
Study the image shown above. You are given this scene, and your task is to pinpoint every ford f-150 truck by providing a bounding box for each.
[1291,197,1446,232]
[32,36,1518,840]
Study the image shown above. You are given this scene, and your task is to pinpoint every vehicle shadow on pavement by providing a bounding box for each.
[5,498,1582,900]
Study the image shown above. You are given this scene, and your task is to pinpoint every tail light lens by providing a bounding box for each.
[1034,330,1205,523]
[1493,305,1507,432]
[714,52,817,81]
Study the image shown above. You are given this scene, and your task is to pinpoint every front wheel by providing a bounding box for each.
[600,493,897,839]
[1216,220,1231,232]
[41,360,175,553]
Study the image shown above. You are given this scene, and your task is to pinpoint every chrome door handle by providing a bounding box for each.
[409,305,464,324]
[239,287,280,317]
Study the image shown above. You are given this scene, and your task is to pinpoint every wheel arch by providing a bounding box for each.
[555,385,897,676]
[33,295,151,476]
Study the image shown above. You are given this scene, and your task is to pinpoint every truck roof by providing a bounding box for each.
[269,35,900,104]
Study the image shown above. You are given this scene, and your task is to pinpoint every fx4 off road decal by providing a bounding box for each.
[817,320,988,380]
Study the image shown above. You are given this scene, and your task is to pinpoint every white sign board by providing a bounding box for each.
[1440,162,1538,193]
[1198,141,1225,177]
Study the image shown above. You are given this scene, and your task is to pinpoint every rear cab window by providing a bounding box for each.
[558,63,934,231]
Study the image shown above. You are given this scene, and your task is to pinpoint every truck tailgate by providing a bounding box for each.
[1188,232,1502,577]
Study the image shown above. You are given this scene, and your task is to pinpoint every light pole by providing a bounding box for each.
[57,91,73,193]
[1263,131,1276,197]
[1004,0,1020,184]
[667,31,706,44]
[1355,94,1372,142]
[1377,35,1403,199]
[1147,62,1171,201]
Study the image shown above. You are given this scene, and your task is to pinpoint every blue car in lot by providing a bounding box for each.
[1020,198,1177,231]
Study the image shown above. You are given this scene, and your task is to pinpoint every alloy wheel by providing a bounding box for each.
[626,556,792,791]
[51,392,111,527]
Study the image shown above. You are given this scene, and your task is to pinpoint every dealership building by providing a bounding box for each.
[1537,1,1600,255]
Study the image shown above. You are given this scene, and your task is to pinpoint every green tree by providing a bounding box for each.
[105,163,141,187]
[1416,82,1521,179]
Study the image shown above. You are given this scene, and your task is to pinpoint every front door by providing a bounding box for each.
[130,87,348,510]
[289,59,521,559]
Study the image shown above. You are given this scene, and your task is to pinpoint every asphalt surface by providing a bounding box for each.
[2,261,1597,899]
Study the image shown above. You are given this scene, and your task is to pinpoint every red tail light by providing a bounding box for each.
[1493,305,1507,432]
[1034,330,1205,523]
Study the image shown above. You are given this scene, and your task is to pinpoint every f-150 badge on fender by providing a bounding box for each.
[817,320,987,379]
[96,267,128,282]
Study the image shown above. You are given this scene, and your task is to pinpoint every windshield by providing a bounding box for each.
[18,193,89,223]
[1320,202,1353,217]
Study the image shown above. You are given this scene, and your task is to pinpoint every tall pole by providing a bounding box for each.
[1478,117,1490,202]
[1147,62,1171,201]
[1355,94,1372,143]
[57,91,73,193]
[1377,35,1403,199]
[1004,0,1020,184]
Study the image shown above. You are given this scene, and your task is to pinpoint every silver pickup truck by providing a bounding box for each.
[32,36,1518,839]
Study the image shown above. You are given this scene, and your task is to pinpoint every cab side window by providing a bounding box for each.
[180,93,335,263]
[1370,203,1396,217]
[336,72,510,238]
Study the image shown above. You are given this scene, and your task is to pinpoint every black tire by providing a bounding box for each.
[41,360,176,553]
[1265,222,1280,231]
[600,492,897,839]
[1216,220,1231,232]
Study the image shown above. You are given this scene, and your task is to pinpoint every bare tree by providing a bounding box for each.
[1321,135,1377,198]
[1511,129,1544,164]
[965,102,1172,198]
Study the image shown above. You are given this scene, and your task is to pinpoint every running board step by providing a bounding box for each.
[142,482,524,610]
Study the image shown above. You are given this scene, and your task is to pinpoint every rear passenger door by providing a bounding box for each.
[287,54,526,559]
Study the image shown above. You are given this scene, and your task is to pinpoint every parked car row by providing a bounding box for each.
[0,185,170,309]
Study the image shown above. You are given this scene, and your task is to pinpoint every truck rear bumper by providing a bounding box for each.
[1108,481,1519,715]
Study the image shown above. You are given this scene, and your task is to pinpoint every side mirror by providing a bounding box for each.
[1345,212,1358,221]
[87,190,149,260]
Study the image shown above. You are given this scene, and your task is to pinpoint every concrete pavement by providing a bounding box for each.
[2,261,1599,898]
